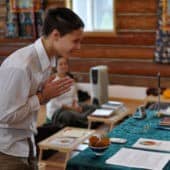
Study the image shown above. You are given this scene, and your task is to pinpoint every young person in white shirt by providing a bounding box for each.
[47,56,82,121]
[46,56,96,128]
[0,8,84,170]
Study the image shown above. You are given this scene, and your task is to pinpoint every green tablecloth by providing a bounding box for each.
[66,110,170,170]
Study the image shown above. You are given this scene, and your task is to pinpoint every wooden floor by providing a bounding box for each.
[37,98,144,170]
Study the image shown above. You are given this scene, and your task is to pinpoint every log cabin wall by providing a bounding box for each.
[1,0,170,87]
[70,0,165,87]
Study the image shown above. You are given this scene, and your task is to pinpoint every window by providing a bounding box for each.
[66,0,115,33]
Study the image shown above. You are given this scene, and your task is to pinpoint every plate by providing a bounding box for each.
[50,137,75,146]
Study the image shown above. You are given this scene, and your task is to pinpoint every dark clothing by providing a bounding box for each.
[51,104,97,128]
[0,152,38,170]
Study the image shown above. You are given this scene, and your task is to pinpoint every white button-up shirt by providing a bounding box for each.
[0,38,55,157]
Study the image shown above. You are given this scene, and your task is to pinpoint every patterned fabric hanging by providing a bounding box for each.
[6,0,46,38]
[155,0,170,63]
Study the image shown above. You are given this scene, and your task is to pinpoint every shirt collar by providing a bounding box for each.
[34,38,56,72]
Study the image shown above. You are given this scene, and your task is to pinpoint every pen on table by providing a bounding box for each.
[157,72,160,111]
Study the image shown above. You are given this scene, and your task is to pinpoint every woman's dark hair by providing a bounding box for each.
[42,7,84,37]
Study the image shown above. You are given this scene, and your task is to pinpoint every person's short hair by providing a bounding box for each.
[42,7,84,37]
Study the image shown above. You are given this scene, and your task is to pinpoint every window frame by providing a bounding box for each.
[65,0,116,37]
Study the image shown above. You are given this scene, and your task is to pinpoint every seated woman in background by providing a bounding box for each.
[46,56,97,128]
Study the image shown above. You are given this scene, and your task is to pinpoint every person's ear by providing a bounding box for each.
[51,29,60,40]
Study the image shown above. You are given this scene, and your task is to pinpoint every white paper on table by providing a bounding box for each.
[133,138,170,152]
[101,101,124,110]
[106,148,170,170]
[50,137,75,147]
[62,128,88,138]
[91,109,114,117]
[159,107,170,116]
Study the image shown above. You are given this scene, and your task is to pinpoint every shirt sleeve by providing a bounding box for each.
[0,67,40,124]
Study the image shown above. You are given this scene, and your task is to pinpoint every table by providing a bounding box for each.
[38,127,95,169]
[144,95,170,104]
[66,110,170,170]
[88,107,129,132]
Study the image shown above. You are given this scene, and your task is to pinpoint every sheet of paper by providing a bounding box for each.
[101,101,123,110]
[159,107,170,116]
[75,144,88,151]
[133,138,170,152]
[91,109,114,117]
[50,137,75,147]
[106,148,170,170]
[61,128,88,138]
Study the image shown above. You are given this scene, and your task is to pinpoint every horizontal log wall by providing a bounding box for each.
[69,0,170,87]
[0,0,6,38]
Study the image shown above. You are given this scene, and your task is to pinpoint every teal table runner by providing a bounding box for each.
[66,110,170,170]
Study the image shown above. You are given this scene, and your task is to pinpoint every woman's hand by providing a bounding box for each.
[72,100,82,113]
[38,77,73,104]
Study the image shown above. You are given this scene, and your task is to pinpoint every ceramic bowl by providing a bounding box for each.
[89,144,110,156]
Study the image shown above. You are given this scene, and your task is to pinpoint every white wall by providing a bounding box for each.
[77,83,147,100]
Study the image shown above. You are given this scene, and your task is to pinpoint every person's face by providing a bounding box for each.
[53,28,84,57]
[57,57,69,75]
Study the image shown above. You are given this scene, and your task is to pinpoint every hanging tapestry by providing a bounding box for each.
[155,0,170,63]
[6,0,46,38]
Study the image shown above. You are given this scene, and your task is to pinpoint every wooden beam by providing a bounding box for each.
[0,38,33,43]
[69,59,170,77]
[82,32,156,46]
[72,72,170,87]
[0,43,155,60]
[71,46,154,59]
[109,74,170,87]
[117,15,157,30]
[0,45,26,56]
[46,0,65,8]
[116,0,157,13]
